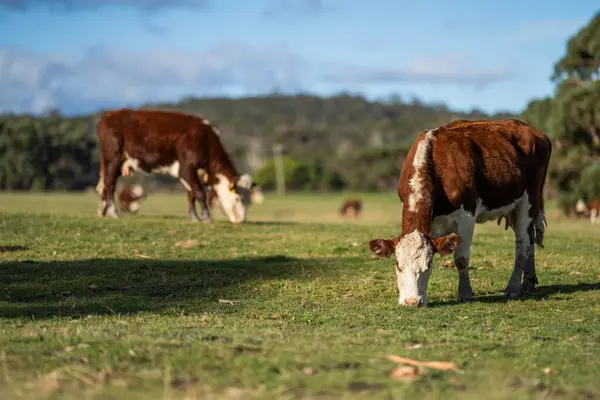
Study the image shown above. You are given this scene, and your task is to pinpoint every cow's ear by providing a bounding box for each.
[369,239,395,258]
[432,233,461,256]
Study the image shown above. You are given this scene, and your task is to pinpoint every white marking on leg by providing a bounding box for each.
[129,201,140,213]
[97,200,107,216]
[107,202,119,219]
[179,178,192,192]
[408,130,435,212]
[96,177,105,194]
[121,153,141,176]
[591,208,599,224]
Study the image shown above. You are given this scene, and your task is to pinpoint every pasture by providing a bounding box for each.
[0,191,599,399]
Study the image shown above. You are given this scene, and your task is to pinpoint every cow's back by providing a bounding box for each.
[398,119,551,214]
[97,109,216,170]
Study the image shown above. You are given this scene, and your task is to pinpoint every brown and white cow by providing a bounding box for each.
[340,199,363,217]
[117,184,146,213]
[95,109,255,224]
[368,119,552,307]
[574,198,600,224]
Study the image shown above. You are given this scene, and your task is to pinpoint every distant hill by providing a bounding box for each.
[1,93,517,191]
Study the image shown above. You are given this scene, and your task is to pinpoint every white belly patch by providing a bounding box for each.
[431,194,525,237]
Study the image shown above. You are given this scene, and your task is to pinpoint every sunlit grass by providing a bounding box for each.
[0,191,598,399]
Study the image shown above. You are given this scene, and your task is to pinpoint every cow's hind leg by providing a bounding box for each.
[504,193,533,298]
[97,159,122,219]
[453,215,475,303]
[186,191,201,222]
[520,222,538,293]
[179,165,212,224]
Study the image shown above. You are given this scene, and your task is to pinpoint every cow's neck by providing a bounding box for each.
[208,139,240,185]
[402,198,433,237]
[400,129,436,237]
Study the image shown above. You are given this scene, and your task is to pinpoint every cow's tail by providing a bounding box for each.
[533,137,552,249]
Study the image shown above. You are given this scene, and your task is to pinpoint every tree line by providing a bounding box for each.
[0,94,514,193]
[521,12,600,212]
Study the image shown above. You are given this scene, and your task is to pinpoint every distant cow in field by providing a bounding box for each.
[340,199,362,217]
[117,185,146,213]
[95,109,258,224]
[574,198,600,224]
[368,119,552,307]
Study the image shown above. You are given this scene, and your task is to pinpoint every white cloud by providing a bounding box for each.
[0,44,512,114]
[321,54,510,88]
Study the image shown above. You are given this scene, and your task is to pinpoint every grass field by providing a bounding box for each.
[0,190,599,400]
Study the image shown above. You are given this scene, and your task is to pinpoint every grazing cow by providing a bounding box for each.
[95,109,255,224]
[574,198,600,223]
[340,199,363,217]
[368,119,552,307]
[117,185,146,213]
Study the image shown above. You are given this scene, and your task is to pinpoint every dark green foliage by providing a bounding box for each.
[0,114,97,191]
[253,156,346,191]
[523,11,600,205]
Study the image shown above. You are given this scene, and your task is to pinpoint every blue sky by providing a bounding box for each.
[0,0,598,115]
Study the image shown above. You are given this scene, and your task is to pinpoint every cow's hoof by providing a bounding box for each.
[202,218,214,225]
[504,289,520,299]
[457,292,474,303]
[521,279,537,294]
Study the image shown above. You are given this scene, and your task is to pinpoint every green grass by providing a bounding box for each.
[0,191,599,400]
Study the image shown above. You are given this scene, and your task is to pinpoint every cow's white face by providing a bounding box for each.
[369,230,461,307]
[213,173,254,224]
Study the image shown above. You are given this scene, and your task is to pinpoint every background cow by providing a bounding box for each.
[340,199,362,217]
[369,119,552,307]
[574,198,600,224]
[117,185,146,213]
[95,109,256,224]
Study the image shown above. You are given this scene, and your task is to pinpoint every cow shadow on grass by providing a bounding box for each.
[0,255,331,319]
[428,282,600,307]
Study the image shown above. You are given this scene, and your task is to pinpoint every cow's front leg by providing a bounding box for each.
[453,216,475,303]
[186,191,201,223]
[179,165,212,224]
